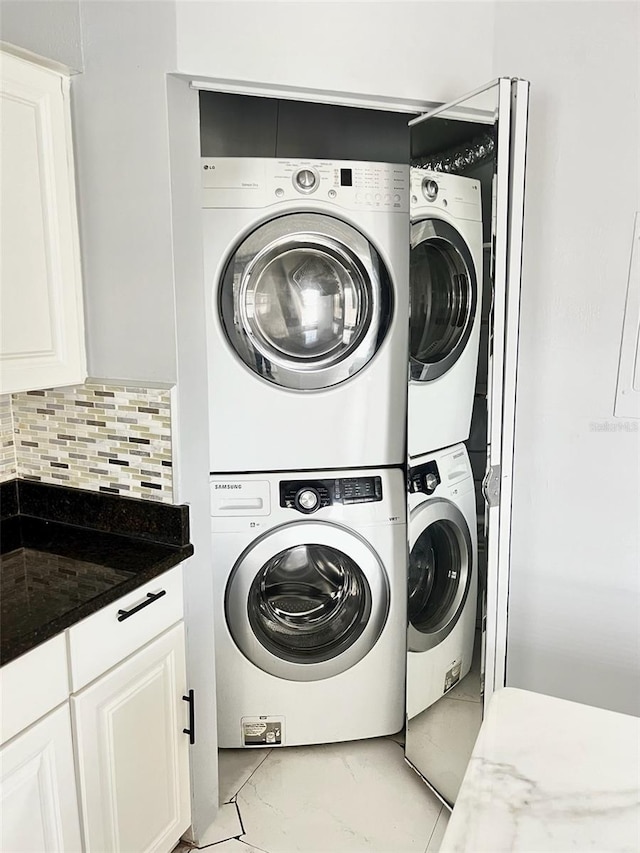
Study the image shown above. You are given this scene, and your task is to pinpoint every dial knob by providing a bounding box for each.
[295,168,318,193]
[424,473,439,493]
[296,488,320,512]
[422,178,439,202]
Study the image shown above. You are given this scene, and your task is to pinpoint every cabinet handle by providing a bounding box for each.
[117,589,166,622]
[183,689,195,744]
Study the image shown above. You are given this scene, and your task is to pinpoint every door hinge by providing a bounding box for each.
[482,465,501,508]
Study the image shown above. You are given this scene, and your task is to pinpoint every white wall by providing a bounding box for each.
[0,0,84,71]
[494,1,640,715]
[175,0,495,103]
[71,0,178,383]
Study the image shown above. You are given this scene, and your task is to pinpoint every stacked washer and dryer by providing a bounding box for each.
[202,158,410,747]
[202,158,483,749]
[405,168,483,720]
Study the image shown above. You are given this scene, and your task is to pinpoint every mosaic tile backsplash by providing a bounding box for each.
[0,382,174,503]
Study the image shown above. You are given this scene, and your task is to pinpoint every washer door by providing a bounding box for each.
[225,521,390,682]
[409,218,478,382]
[408,498,472,652]
[219,213,392,390]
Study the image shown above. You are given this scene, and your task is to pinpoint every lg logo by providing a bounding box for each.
[203,164,216,170]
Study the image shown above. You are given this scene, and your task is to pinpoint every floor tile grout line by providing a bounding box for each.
[223,748,274,805]
[424,803,445,853]
[224,749,274,849]
[234,797,246,838]
[448,694,483,704]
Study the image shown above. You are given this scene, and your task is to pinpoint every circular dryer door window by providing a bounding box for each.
[219,213,392,390]
[225,521,390,681]
[409,219,478,382]
[408,498,472,653]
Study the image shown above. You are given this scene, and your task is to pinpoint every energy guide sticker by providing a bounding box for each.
[242,716,284,746]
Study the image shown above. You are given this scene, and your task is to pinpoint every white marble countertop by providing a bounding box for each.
[440,687,640,852]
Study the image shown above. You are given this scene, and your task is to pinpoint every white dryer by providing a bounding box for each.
[210,467,406,747]
[406,443,477,719]
[202,158,409,473]
[408,168,483,458]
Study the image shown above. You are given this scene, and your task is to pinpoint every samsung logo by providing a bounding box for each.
[214,484,242,490]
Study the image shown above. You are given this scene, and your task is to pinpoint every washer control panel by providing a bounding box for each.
[408,461,441,496]
[202,157,409,213]
[280,476,383,514]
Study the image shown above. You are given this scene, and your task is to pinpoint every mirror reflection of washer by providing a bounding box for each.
[202,157,409,473]
[408,168,483,458]
[406,444,477,719]
[211,468,406,748]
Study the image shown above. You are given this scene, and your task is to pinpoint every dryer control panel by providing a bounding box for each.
[280,476,383,514]
[202,157,409,213]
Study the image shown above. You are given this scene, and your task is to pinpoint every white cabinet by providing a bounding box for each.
[68,567,185,693]
[0,49,86,394]
[72,623,191,853]
[0,703,83,853]
[0,633,69,745]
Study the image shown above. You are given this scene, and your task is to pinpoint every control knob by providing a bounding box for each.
[424,473,439,493]
[422,178,439,202]
[295,487,320,513]
[294,168,318,194]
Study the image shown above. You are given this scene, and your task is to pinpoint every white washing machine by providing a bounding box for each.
[408,168,483,458]
[406,443,477,719]
[210,467,406,747]
[202,158,409,473]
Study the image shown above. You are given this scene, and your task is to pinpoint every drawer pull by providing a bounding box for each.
[117,590,167,622]
[183,689,195,744]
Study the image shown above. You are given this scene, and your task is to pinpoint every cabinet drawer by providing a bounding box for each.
[0,633,69,745]
[68,566,183,691]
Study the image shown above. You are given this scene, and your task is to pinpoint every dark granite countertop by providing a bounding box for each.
[1,480,194,667]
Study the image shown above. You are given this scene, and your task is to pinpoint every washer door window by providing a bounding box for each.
[408,498,472,652]
[219,213,392,390]
[410,218,478,382]
[225,521,390,681]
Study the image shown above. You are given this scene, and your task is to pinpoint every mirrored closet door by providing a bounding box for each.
[404,78,529,807]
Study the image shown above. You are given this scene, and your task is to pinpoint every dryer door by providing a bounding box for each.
[219,213,392,390]
[225,521,389,681]
[408,497,472,652]
[409,219,478,381]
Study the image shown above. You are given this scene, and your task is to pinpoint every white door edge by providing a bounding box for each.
[190,76,437,116]
[494,79,530,695]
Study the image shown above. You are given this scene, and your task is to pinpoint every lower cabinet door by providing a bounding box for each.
[0,703,83,853]
[72,623,191,853]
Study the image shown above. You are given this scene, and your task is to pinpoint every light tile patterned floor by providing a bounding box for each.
[176,735,449,852]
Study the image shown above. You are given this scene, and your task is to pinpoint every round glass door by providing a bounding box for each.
[219,213,392,390]
[248,544,371,663]
[408,499,472,653]
[225,521,390,682]
[410,219,477,382]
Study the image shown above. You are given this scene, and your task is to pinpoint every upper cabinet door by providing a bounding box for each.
[0,50,86,394]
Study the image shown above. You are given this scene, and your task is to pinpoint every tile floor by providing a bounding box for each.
[175,734,450,853]
[174,636,485,852]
